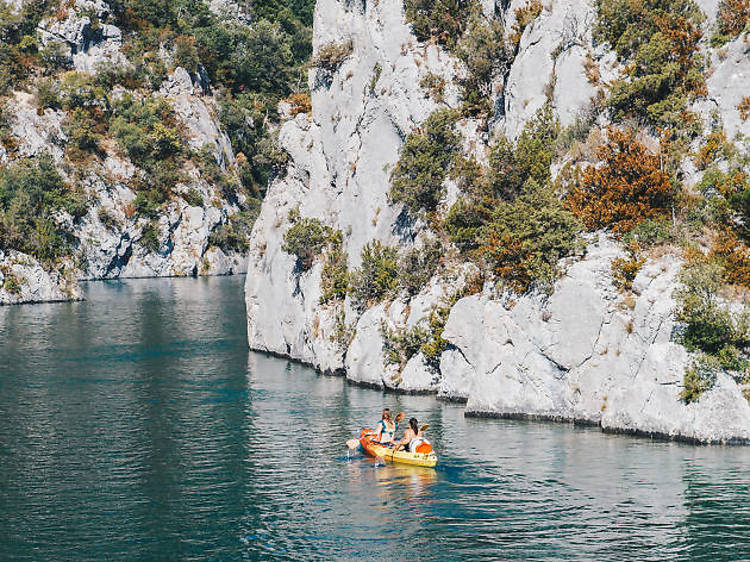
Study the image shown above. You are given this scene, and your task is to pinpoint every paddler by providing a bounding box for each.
[396,417,429,452]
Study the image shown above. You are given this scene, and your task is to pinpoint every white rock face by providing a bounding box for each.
[159,68,235,168]
[38,0,127,73]
[502,0,598,138]
[235,0,750,443]
[246,0,459,370]
[707,36,750,140]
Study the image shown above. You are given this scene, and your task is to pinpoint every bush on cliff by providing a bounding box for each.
[403,0,476,50]
[281,217,336,271]
[712,0,750,46]
[675,256,749,365]
[398,238,443,296]
[681,354,721,404]
[390,109,461,218]
[0,154,86,262]
[320,230,349,304]
[595,0,705,129]
[455,11,507,116]
[567,128,675,233]
[479,179,582,292]
[349,241,399,310]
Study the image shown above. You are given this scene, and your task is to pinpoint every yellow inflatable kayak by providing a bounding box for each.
[359,429,438,468]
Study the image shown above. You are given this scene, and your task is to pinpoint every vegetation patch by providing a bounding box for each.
[712,0,750,46]
[349,241,399,310]
[389,109,461,218]
[281,217,338,271]
[611,242,645,291]
[567,129,674,233]
[479,180,582,293]
[320,231,349,304]
[595,0,705,130]
[403,0,476,50]
[0,154,86,263]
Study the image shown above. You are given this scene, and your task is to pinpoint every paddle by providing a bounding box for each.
[420,424,429,432]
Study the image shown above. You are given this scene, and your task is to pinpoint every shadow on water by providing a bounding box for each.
[2,276,750,560]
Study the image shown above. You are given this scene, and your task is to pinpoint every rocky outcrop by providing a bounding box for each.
[38,0,127,73]
[444,236,750,443]
[244,0,750,444]
[0,250,81,305]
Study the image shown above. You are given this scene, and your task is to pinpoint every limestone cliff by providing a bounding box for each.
[245,0,750,443]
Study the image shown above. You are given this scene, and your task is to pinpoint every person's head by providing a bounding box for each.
[382,408,392,423]
[409,417,418,434]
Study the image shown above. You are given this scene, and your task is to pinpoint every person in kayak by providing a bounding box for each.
[396,417,428,452]
[374,409,405,446]
[374,409,397,445]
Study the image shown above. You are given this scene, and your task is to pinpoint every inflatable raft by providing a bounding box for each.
[359,429,438,468]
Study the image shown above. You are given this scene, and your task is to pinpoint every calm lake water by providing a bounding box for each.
[2,276,750,560]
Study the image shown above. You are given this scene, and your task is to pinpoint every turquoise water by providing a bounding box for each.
[2,276,750,560]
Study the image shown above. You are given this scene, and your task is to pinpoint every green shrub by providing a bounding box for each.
[403,0,476,50]
[681,354,720,404]
[488,104,559,199]
[455,11,507,116]
[674,257,749,354]
[398,239,443,295]
[183,187,203,207]
[622,216,674,247]
[382,295,458,372]
[349,240,399,309]
[480,179,582,292]
[311,39,353,73]
[282,217,336,270]
[320,232,348,304]
[35,78,60,110]
[0,154,83,262]
[140,222,161,252]
[611,243,645,291]
[420,73,446,104]
[595,0,705,129]
[0,0,49,93]
[2,269,21,295]
[382,321,431,370]
[173,35,199,73]
[711,0,750,46]
[208,212,255,253]
[389,109,461,217]
[219,94,288,196]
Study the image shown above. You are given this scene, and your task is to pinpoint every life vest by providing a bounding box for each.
[409,437,433,454]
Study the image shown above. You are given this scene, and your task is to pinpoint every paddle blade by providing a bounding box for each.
[419,424,429,432]
[346,438,360,450]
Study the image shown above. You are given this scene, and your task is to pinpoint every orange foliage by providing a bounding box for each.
[510,0,543,46]
[567,129,674,233]
[717,0,750,38]
[285,92,312,117]
[739,97,750,122]
[711,228,750,288]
